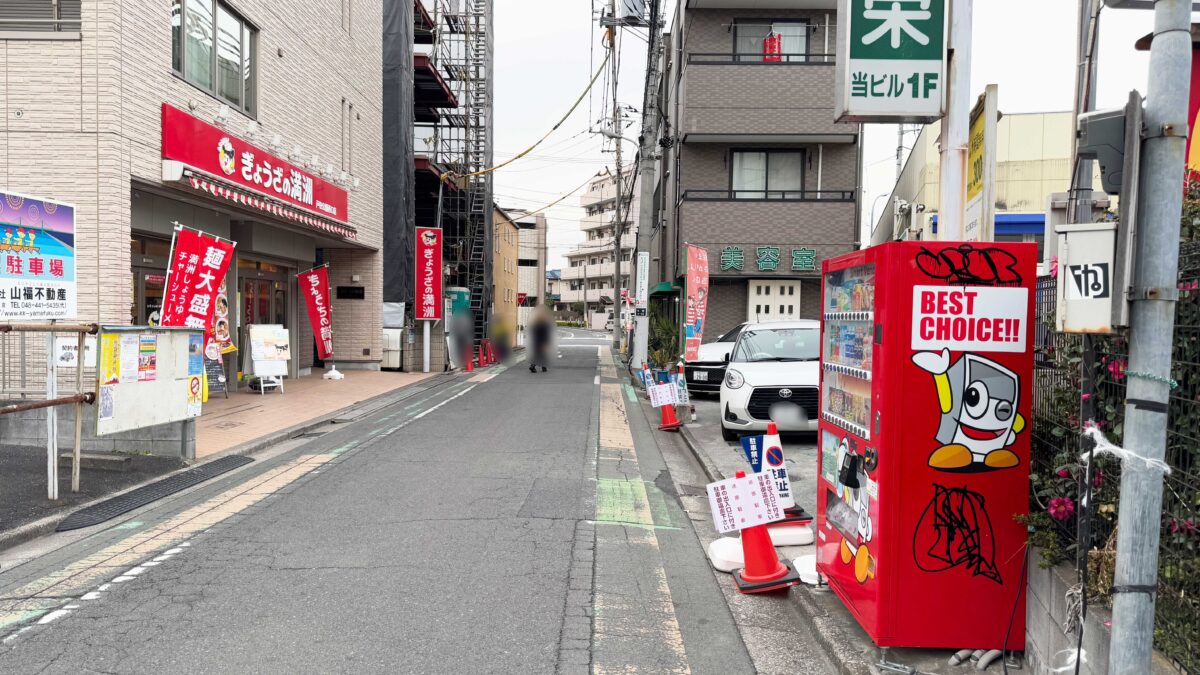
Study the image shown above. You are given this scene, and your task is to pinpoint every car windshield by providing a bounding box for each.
[716,325,743,343]
[732,328,819,363]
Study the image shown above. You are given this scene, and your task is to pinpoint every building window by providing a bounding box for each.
[732,150,804,199]
[0,0,81,33]
[174,0,257,116]
[735,20,808,62]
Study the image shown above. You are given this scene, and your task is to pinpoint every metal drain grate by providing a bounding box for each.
[56,455,254,532]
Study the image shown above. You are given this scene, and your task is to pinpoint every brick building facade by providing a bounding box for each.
[0,0,383,386]
[649,1,861,339]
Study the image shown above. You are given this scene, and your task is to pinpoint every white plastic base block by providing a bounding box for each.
[767,523,814,546]
[707,537,744,573]
[793,554,820,586]
[323,366,345,380]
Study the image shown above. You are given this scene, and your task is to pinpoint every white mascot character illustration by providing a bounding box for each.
[911,348,1024,472]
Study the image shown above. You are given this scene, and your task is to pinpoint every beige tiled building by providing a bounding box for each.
[492,206,519,348]
[0,0,383,385]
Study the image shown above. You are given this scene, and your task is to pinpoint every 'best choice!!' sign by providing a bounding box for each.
[911,285,1028,353]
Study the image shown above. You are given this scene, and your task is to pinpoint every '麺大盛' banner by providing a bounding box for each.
[159,228,235,355]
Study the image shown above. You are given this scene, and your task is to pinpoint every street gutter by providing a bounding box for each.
[674,415,874,675]
[0,370,463,555]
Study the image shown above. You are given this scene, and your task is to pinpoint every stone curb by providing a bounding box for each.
[0,370,463,555]
[674,417,874,675]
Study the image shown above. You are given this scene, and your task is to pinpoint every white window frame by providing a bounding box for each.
[173,0,258,117]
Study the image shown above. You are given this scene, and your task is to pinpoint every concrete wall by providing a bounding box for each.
[0,402,194,460]
[1024,556,1177,675]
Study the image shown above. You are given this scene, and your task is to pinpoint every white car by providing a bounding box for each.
[719,320,821,442]
[683,323,747,395]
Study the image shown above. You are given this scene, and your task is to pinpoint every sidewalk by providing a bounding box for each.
[676,395,952,675]
[196,369,438,459]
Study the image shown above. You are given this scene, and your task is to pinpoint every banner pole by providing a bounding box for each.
[423,321,431,374]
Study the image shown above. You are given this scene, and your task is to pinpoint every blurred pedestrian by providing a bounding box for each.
[529,306,553,373]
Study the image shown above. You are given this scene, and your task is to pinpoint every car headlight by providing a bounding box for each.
[724,369,744,389]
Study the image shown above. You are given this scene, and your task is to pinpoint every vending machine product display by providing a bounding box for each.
[816,241,1037,650]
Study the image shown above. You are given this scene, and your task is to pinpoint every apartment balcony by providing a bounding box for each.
[681,55,854,143]
[560,289,615,304]
[560,261,632,281]
[677,190,857,276]
[685,0,835,7]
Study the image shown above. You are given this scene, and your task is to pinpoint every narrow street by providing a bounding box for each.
[0,332,828,674]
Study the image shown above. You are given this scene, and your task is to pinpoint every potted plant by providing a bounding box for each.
[648,313,680,383]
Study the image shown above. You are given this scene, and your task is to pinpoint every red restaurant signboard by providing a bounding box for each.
[159,228,236,354]
[299,266,334,360]
[161,104,350,224]
[415,227,443,321]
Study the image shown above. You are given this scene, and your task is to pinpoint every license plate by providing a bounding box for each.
[693,371,708,382]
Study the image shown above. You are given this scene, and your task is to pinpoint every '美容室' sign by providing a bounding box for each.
[160,104,349,224]
[835,0,948,123]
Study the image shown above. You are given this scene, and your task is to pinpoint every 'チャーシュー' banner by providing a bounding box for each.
[159,228,235,355]
[299,265,334,360]
[684,244,710,361]
[416,227,443,321]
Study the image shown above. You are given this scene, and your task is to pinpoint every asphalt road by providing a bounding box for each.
[0,330,827,674]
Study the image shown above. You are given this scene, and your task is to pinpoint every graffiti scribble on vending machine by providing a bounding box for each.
[913,484,1001,584]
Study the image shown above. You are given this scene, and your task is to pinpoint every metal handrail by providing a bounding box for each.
[681,189,855,202]
[687,52,835,64]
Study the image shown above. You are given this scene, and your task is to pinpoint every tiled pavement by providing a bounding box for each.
[195,369,437,459]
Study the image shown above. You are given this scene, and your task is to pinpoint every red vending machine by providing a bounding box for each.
[816,241,1036,650]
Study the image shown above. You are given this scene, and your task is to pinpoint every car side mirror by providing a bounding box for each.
[723,352,730,363]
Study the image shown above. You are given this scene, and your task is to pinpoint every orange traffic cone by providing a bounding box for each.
[659,402,683,431]
[732,469,802,594]
[464,345,474,373]
[487,339,497,365]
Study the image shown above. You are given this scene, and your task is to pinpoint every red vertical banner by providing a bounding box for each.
[416,227,443,321]
[159,228,235,352]
[1188,46,1200,175]
[299,266,334,360]
[684,245,710,361]
[763,33,782,62]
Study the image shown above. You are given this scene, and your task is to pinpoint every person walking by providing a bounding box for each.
[529,307,553,373]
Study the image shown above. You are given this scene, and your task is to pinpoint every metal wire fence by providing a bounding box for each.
[1031,243,1200,673]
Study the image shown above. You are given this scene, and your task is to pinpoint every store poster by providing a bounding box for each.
[299,266,334,360]
[99,333,121,385]
[188,333,204,376]
[249,325,291,361]
[119,334,140,383]
[205,277,236,360]
[137,334,158,381]
[158,227,235,356]
[684,245,710,361]
[0,191,77,321]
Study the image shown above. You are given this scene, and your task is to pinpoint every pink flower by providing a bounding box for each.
[1107,359,1127,381]
[1048,497,1076,521]
[1049,256,1059,278]
[1081,393,1092,401]
[1057,468,1070,479]
[1093,469,1104,488]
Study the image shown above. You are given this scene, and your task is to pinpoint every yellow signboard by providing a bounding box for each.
[967,104,986,203]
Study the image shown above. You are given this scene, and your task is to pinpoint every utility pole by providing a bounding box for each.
[608,0,624,350]
[632,0,662,371]
[896,124,906,180]
[1109,0,1191,671]
[936,0,972,241]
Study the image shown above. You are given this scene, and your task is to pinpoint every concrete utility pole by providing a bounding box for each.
[937,0,973,240]
[632,0,662,371]
[609,0,624,350]
[1108,0,1191,671]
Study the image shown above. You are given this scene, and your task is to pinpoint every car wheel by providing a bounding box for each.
[721,425,739,443]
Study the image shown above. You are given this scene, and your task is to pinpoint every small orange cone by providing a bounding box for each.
[464,343,474,373]
[485,339,496,365]
[478,343,487,368]
[732,469,802,594]
[659,402,683,431]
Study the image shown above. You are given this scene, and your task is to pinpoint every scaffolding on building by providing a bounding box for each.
[426,0,493,343]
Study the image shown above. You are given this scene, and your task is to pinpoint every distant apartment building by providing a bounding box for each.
[492,206,519,346]
[510,210,547,339]
[869,111,1108,265]
[560,168,638,321]
[645,1,862,338]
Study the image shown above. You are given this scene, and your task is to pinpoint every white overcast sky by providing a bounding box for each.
[492,1,1168,269]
